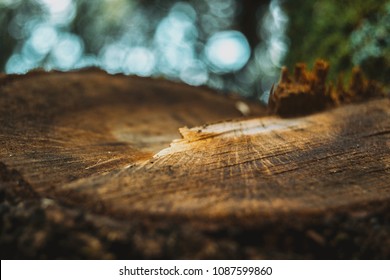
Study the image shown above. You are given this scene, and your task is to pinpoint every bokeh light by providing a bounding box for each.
[50,33,84,70]
[0,0,288,101]
[123,47,156,77]
[2,0,389,99]
[205,31,251,73]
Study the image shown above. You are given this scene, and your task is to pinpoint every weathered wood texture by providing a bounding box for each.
[0,70,389,259]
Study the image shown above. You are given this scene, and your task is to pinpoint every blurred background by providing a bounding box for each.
[0,0,389,102]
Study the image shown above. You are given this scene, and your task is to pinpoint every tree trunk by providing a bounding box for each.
[0,69,389,259]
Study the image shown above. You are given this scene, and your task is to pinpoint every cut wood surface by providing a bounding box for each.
[0,69,389,259]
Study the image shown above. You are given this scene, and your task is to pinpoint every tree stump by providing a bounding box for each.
[0,69,389,259]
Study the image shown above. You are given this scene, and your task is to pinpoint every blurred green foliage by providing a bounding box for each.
[284,0,390,83]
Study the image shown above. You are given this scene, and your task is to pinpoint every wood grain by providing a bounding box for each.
[62,97,390,225]
[0,69,265,191]
[1,70,389,259]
